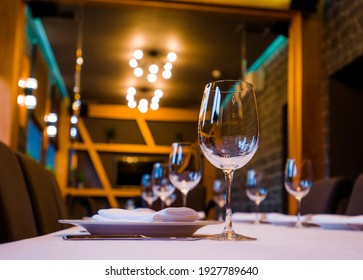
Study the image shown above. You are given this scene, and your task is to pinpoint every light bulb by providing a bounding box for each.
[147,73,157,83]
[133,49,143,59]
[70,115,78,125]
[154,89,163,98]
[167,52,177,62]
[128,100,137,109]
[70,127,78,138]
[45,113,58,123]
[162,70,172,79]
[25,95,37,109]
[164,62,173,71]
[127,87,136,95]
[149,64,159,74]
[129,58,138,68]
[134,67,143,77]
[150,102,159,111]
[47,125,57,137]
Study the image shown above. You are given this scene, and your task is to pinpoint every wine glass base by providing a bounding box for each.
[210,231,257,241]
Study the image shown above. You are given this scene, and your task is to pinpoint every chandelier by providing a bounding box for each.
[127,49,176,113]
[129,49,177,83]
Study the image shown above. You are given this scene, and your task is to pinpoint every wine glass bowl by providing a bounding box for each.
[140,174,158,208]
[284,158,313,228]
[151,162,175,209]
[198,80,260,240]
[245,169,268,224]
[169,142,202,207]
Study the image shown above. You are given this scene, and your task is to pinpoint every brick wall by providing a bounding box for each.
[323,0,363,177]
[232,42,288,213]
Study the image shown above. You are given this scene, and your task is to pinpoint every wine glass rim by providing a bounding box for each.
[206,79,254,91]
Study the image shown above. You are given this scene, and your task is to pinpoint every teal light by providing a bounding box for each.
[247,35,287,74]
[26,7,69,99]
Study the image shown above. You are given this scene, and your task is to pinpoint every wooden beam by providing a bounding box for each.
[72,142,170,154]
[88,104,199,122]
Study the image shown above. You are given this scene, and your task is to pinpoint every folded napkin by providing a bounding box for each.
[232,212,261,223]
[262,213,302,224]
[92,207,200,222]
[309,214,363,225]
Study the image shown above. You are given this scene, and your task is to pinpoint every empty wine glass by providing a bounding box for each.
[151,162,175,209]
[198,80,260,240]
[169,142,202,207]
[213,179,227,221]
[245,169,268,224]
[284,158,313,228]
[164,192,177,207]
[140,174,158,208]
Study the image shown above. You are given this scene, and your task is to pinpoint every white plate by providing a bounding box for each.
[59,219,221,237]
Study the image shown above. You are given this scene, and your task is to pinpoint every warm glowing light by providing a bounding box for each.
[18,78,38,90]
[45,113,58,123]
[167,52,177,62]
[129,58,138,68]
[151,96,159,103]
[164,62,173,71]
[72,100,81,111]
[162,70,172,79]
[17,94,25,105]
[76,57,84,65]
[150,102,159,110]
[147,73,157,83]
[47,125,57,137]
[149,64,159,74]
[138,99,148,113]
[133,49,143,59]
[134,67,143,77]
[127,87,136,95]
[126,93,135,101]
[25,95,37,109]
[70,115,78,124]
[128,100,137,109]
[154,89,163,98]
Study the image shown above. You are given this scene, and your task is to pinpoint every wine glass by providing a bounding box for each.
[245,169,268,224]
[169,142,202,207]
[140,174,158,208]
[284,158,313,228]
[213,179,227,221]
[164,191,177,207]
[151,162,175,209]
[198,80,260,240]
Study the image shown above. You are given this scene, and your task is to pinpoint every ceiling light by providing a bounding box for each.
[150,102,159,111]
[129,58,138,68]
[128,100,137,109]
[162,70,172,79]
[133,49,143,60]
[147,73,157,83]
[18,77,38,90]
[47,125,57,137]
[24,95,37,109]
[167,52,177,62]
[154,89,163,98]
[70,115,78,125]
[134,67,143,77]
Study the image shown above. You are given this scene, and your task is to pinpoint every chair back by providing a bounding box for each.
[346,173,363,215]
[15,152,67,235]
[301,176,352,215]
[0,142,38,243]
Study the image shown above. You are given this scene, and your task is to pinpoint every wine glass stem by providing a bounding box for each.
[182,192,187,207]
[223,169,234,236]
[296,197,302,228]
[255,202,260,224]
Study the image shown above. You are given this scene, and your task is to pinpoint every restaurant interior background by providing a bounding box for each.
[1,0,362,219]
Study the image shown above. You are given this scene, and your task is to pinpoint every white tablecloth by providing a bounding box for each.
[0,221,362,260]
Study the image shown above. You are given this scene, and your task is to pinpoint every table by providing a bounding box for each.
[0,221,362,260]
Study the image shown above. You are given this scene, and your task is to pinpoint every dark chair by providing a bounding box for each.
[0,141,38,243]
[345,173,363,215]
[15,152,68,235]
[301,176,352,215]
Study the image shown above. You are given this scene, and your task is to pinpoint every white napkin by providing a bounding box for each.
[232,212,260,223]
[263,213,301,224]
[309,214,363,225]
[92,207,200,222]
